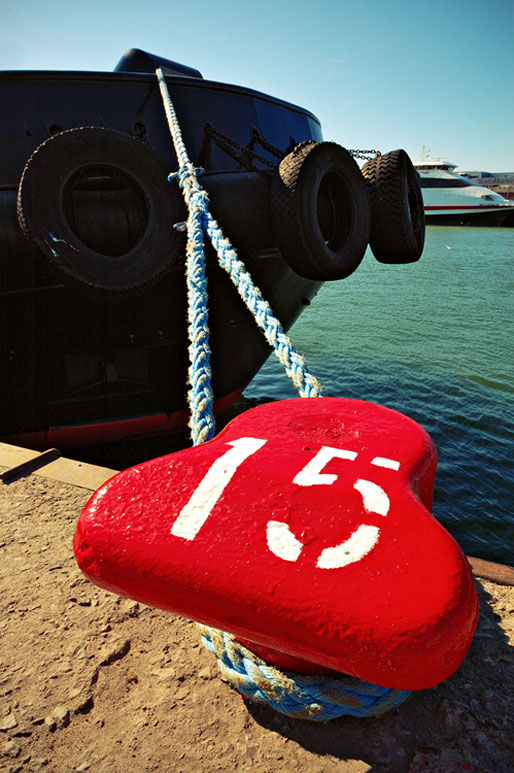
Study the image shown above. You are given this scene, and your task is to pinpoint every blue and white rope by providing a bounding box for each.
[202,213,321,397]
[157,68,321,445]
[157,68,215,445]
[157,69,408,719]
[200,626,411,720]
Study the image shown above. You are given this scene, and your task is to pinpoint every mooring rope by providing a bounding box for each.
[200,627,411,720]
[156,68,411,718]
[157,68,321,445]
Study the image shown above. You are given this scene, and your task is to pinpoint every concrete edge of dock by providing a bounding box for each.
[0,441,117,491]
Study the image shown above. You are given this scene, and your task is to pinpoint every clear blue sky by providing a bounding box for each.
[2,0,513,171]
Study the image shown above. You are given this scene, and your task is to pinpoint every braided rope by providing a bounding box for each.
[157,69,407,719]
[199,627,411,720]
[156,68,322,410]
[202,212,322,397]
[157,68,215,445]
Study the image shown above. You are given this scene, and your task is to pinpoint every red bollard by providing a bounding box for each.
[74,398,478,690]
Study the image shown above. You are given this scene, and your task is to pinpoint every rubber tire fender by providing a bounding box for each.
[17,127,186,292]
[361,149,425,264]
[270,141,370,281]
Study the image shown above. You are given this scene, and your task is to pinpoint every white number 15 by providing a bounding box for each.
[170,437,399,570]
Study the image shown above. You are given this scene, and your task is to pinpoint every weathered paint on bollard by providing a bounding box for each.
[74,398,478,690]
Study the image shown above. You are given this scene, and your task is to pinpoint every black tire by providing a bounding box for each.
[270,141,370,281]
[361,149,425,264]
[17,127,186,292]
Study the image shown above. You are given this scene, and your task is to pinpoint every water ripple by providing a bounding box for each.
[246,227,514,565]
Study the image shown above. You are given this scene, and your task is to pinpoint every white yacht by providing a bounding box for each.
[414,149,514,225]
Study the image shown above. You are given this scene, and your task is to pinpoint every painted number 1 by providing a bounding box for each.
[171,437,266,540]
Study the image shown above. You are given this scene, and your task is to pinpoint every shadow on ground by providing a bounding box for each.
[244,581,514,772]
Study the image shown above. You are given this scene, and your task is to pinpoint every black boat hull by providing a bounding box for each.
[0,67,322,449]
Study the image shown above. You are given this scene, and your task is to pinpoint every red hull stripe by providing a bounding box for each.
[2,388,244,450]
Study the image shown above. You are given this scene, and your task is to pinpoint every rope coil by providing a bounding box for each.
[156,68,409,718]
[200,627,411,720]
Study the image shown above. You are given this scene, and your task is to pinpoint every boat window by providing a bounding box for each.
[419,178,474,189]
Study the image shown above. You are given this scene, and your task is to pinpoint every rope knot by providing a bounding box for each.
[188,188,210,212]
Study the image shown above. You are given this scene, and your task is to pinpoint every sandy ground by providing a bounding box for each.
[1,464,513,773]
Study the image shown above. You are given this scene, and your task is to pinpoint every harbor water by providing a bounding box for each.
[245,226,514,566]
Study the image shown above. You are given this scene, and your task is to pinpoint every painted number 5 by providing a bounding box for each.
[267,445,397,569]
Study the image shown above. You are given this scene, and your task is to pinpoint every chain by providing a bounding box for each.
[248,128,296,160]
[198,123,379,170]
[348,149,382,160]
[199,124,290,172]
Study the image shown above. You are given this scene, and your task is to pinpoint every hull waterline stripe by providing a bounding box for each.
[1,388,244,449]
[424,205,512,212]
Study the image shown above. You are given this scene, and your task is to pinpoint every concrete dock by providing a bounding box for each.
[1,443,513,772]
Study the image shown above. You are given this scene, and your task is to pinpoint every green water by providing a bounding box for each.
[246,226,514,564]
